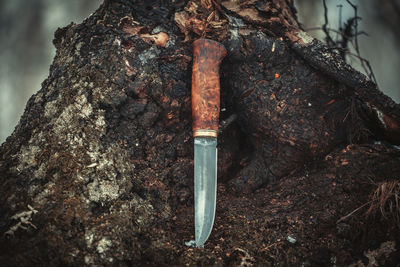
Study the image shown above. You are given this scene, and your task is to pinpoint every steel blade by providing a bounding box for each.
[194,137,217,247]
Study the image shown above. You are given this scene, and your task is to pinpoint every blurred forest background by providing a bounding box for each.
[0,0,102,143]
[0,0,399,143]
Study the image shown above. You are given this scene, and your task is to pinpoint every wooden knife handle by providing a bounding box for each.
[192,38,227,138]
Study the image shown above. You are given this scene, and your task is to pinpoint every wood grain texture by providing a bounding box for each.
[192,38,227,136]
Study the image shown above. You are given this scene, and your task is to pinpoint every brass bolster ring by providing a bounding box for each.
[193,129,218,138]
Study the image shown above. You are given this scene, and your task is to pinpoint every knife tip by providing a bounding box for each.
[185,240,197,247]
[185,239,205,248]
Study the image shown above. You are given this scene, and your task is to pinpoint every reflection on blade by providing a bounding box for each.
[194,137,217,247]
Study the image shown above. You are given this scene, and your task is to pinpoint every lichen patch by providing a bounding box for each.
[96,237,112,254]
[296,31,314,45]
[87,179,120,202]
[17,145,40,170]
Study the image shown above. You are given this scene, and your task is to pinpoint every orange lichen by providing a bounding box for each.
[326,99,336,106]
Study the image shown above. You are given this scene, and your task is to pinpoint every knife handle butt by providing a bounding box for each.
[192,38,227,138]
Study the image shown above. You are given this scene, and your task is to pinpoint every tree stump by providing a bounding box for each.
[1,0,400,265]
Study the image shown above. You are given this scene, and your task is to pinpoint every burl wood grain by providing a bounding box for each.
[192,38,227,135]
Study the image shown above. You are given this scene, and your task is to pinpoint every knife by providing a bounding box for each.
[192,38,227,247]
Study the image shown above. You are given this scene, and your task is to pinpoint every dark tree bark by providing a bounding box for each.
[1,0,400,265]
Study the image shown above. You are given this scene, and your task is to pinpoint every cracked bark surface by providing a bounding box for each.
[1,0,400,265]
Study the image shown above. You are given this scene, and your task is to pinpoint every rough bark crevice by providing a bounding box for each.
[1,0,399,265]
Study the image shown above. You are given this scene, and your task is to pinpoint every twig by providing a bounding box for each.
[337,4,343,42]
[336,201,371,224]
[308,0,376,82]
[305,27,368,38]
[345,0,377,84]
[322,0,335,47]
